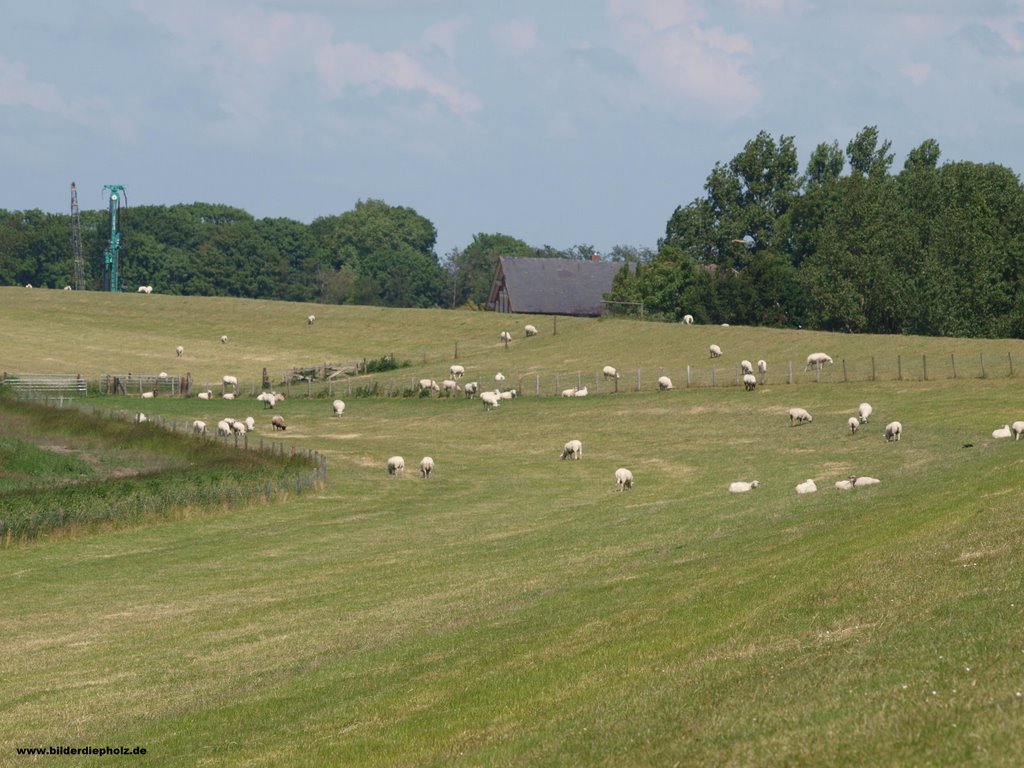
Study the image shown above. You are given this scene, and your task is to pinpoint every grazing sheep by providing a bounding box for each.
[257,392,277,409]
[220,335,228,344]
[789,407,813,426]
[757,359,767,376]
[197,390,212,400]
[561,387,578,398]
[137,285,153,294]
[230,420,247,434]
[795,478,817,494]
[176,345,184,357]
[244,416,256,432]
[615,467,634,491]
[418,378,440,394]
[728,480,760,493]
[1013,421,1024,441]
[524,324,538,336]
[449,364,465,379]
[216,420,232,436]
[222,392,236,401]
[709,344,722,358]
[223,375,238,390]
[740,360,754,375]
[495,372,506,382]
[141,391,156,399]
[307,314,316,325]
[602,365,620,380]
[480,391,501,410]
[561,439,583,460]
[271,415,287,431]
[993,425,1012,439]
[683,314,694,325]
[573,386,589,397]
[658,375,674,391]
[805,352,833,371]
[858,403,873,423]
[192,420,207,435]
[884,421,902,442]
[332,399,345,416]
[743,373,757,391]
[854,476,881,487]
[499,331,513,343]
[848,417,860,435]
[441,379,462,397]
[135,412,147,424]
[387,456,405,475]
[463,382,479,398]
[420,456,434,478]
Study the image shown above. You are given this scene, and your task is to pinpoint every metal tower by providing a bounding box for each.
[101,184,126,292]
[70,182,84,290]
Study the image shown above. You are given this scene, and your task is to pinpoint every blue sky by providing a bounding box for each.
[3,1,1024,259]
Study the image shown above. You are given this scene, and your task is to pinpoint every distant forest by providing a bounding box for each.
[3,125,1024,338]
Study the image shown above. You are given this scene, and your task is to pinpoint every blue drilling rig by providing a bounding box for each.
[101,184,126,292]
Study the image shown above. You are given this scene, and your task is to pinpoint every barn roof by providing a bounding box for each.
[487,257,631,316]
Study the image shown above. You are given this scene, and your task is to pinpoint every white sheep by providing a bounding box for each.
[858,403,873,423]
[135,412,148,423]
[1013,421,1024,441]
[992,425,1012,439]
[848,417,860,435]
[480,391,501,410]
[495,372,506,382]
[137,285,152,294]
[757,359,767,375]
[740,360,754,375]
[602,365,620,380]
[192,420,207,435]
[159,372,168,379]
[63,285,72,290]
[244,416,256,432]
[615,467,634,491]
[420,456,434,478]
[805,352,833,371]
[463,382,479,398]
[497,389,517,400]
[728,480,760,493]
[658,376,673,391]
[223,375,238,390]
[884,421,902,442]
[197,390,212,400]
[742,373,757,392]
[24,283,31,288]
[307,314,316,325]
[176,345,184,357]
[573,386,589,397]
[257,391,277,409]
[795,478,817,494]
[230,420,247,434]
[682,314,694,325]
[387,456,405,475]
[332,399,345,417]
[442,379,462,397]
[222,392,236,401]
[561,387,578,398]
[834,478,856,491]
[499,331,512,343]
[524,324,538,336]
[854,476,881,487]
[141,391,156,399]
[709,344,722,358]
[271,415,287,431]
[449,364,465,379]
[561,439,582,461]
[418,378,440,394]
[216,419,232,436]
[220,335,228,344]
[789,408,813,426]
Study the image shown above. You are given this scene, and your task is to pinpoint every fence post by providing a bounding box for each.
[1009,352,1014,377]
[454,341,459,361]
[577,372,582,390]
[553,316,557,336]
[536,374,540,396]
[787,361,793,385]
[711,366,716,387]
[686,365,692,388]
[307,378,312,398]
[871,357,876,382]
[951,353,957,379]
[842,359,848,383]
[635,368,641,392]
[922,355,928,381]
[980,354,986,378]
[555,373,560,395]
[897,355,902,381]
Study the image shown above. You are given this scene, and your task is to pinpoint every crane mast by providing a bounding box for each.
[101,184,126,292]
[70,182,84,290]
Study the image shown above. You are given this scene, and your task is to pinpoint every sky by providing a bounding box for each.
[3,1,1024,260]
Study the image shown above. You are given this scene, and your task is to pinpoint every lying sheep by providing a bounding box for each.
[192,420,206,435]
[497,389,517,400]
[658,376,673,391]
[1013,421,1024,441]
[602,365,620,380]
[561,439,582,460]
[992,425,1012,439]
[387,456,405,475]
[795,478,817,494]
[176,345,184,357]
[573,386,589,397]
[332,399,345,416]
[271,415,287,431]
[420,456,434,479]
[740,360,754,375]
[524,324,538,336]
[858,403,873,423]
[743,373,757,391]
[834,478,856,491]
[135,412,148,424]
[728,480,759,493]
[789,408,813,426]
[561,387,578,398]
[449,364,465,379]
[141,391,156,399]
[197,390,212,400]
[709,344,722,358]
[480,391,500,410]
[805,352,833,371]
[848,417,860,435]
[222,392,236,401]
[884,421,902,442]
[495,372,506,382]
[220,335,228,344]
[854,476,880,487]
[615,467,634,491]
[683,314,694,325]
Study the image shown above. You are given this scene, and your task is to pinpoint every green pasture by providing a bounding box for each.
[2,288,1024,765]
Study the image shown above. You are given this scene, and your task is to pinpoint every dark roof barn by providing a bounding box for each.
[487,256,632,316]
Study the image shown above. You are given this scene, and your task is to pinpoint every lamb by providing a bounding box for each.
[805,352,833,371]
[757,360,767,375]
[197,390,212,400]
[216,420,232,436]
[728,480,760,493]
[244,416,256,432]
[176,345,184,357]
[992,425,1012,439]
[463,382,479,398]
[271,415,287,431]
[884,421,902,442]
[499,331,513,343]
[480,391,500,410]
[420,456,434,479]
[602,365,620,380]
[848,417,860,435]
[441,379,462,396]
[192,420,207,435]
[743,373,757,391]
[1013,421,1024,441]
[307,314,316,325]
[795,478,818,494]
[615,467,634,491]
[561,439,582,460]
[683,314,694,325]
[740,360,754,375]
[858,403,873,423]
[709,344,722,358]
[789,408,813,426]
[387,456,405,475]
[449,364,465,379]
[220,335,228,344]
[418,379,440,394]
[573,386,589,397]
[332,399,345,416]
[658,376,673,391]
[524,324,538,336]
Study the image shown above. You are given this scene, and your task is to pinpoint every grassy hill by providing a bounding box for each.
[3,287,1024,766]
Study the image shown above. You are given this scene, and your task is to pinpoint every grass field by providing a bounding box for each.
[3,288,1024,766]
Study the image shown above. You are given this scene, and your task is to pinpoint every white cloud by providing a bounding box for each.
[492,18,538,58]
[902,62,931,86]
[0,54,69,116]
[422,18,466,59]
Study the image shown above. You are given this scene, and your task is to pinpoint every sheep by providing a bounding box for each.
[789,408,813,426]
[216,420,232,436]
[658,376,673,391]
[602,365,620,380]
[192,420,207,435]
[63,285,72,290]
[805,352,833,371]
[420,456,434,479]
[742,373,757,391]
[220,335,228,344]
[307,314,316,325]
[24,283,31,288]
[740,360,754,375]
[244,416,256,432]
[858,403,873,423]
[992,425,1012,439]
[561,387,578,398]
[441,379,462,397]
[480,391,501,410]
[176,345,184,357]
[757,359,767,376]
[222,375,238,390]
[197,390,212,401]
[229,420,247,434]
[387,456,405,475]
[709,344,722,358]
[834,478,856,491]
[728,480,760,493]
[222,392,236,401]
[615,467,634,491]
[497,388,517,400]
[573,386,589,397]
[499,331,513,343]
[463,382,479,398]
[848,417,860,435]
[524,324,538,336]
[159,372,168,379]
[135,412,148,424]
[1013,421,1024,441]
[449,364,465,379]
[257,392,277,409]
[332,399,345,417]
[683,314,694,325]
[137,285,152,294]
[884,421,902,442]
[271,415,287,431]
[141,391,156,399]
[495,372,506,382]
[854,476,881,487]
[795,478,817,494]
[418,378,440,394]
[561,439,583,461]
